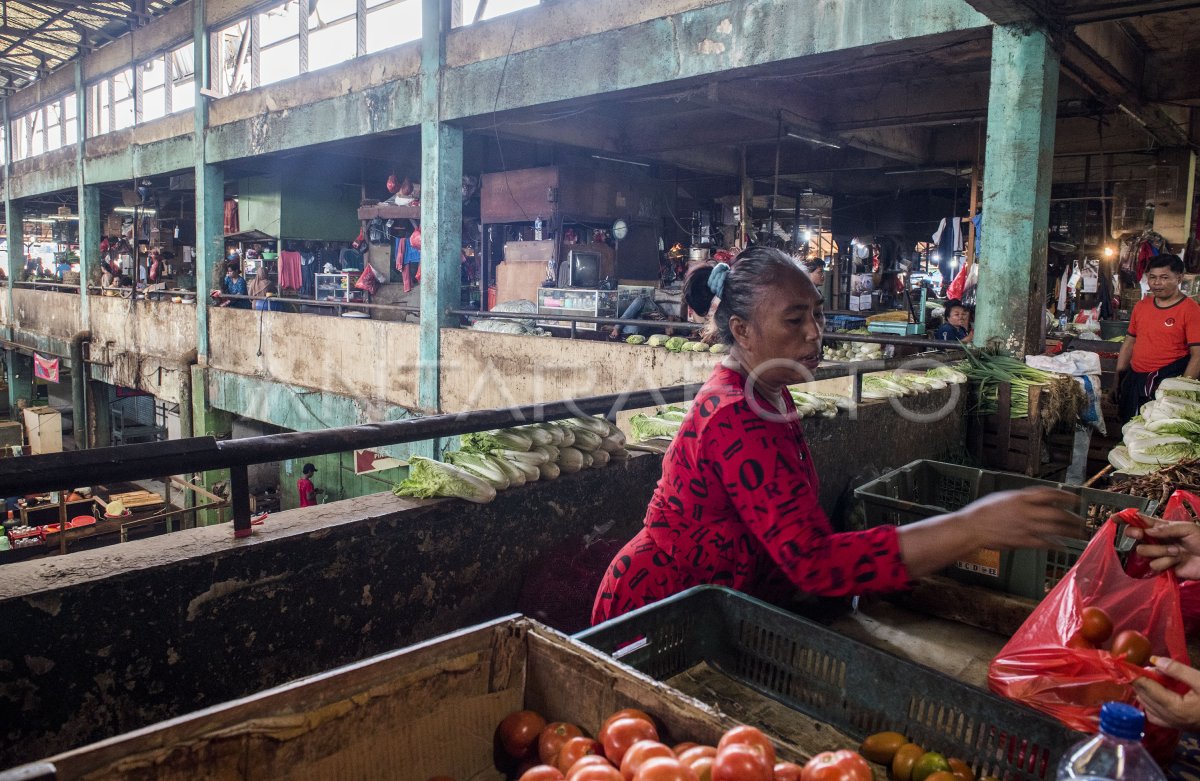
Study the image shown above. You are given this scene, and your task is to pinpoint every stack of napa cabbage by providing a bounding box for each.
[1110,377,1200,474]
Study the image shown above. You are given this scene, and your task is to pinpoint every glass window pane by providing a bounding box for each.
[309,0,356,27]
[113,69,133,101]
[218,21,249,94]
[114,98,134,130]
[366,0,420,52]
[142,86,166,121]
[30,114,44,156]
[260,1,299,46]
[307,18,355,72]
[260,38,300,84]
[64,117,77,145]
[463,0,539,22]
[63,93,76,121]
[172,79,195,112]
[142,57,166,89]
[171,43,194,80]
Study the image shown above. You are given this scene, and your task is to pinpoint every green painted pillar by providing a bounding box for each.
[416,0,463,458]
[75,62,93,317]
[190,364,232,526]
[974,25,1059,355]
[6,199,23,285]
[193,0,224,360]
[3,98,13,340]
[7,351,32,419]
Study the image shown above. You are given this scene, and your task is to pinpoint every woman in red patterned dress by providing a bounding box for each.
[592,248,1082,624]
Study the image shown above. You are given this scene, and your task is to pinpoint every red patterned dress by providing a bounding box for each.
[592,365,912,625]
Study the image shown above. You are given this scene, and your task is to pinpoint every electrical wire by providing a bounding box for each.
[491,25,533,223]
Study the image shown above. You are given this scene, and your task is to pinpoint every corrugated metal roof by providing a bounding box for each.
[0,1,188,91]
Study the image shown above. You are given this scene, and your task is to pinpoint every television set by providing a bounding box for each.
[562,249,601,288]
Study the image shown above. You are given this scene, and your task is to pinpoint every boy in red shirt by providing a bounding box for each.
[297,463,319,507]
[1115,254,1200,423]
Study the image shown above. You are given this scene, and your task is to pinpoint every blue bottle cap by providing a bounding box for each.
[1099,702,1145,741]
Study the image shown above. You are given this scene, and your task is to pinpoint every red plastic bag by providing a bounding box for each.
[1126,491,1200,635]
[988,518,1190,761]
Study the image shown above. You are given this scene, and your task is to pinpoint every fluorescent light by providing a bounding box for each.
[113,207,157,214]
[591,154,650,168]
[786,131,841,150]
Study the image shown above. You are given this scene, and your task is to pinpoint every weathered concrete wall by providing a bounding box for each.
[85,297,198,405]
[0,456,662,767]
[11,289,83,343]
[206,308,423,409]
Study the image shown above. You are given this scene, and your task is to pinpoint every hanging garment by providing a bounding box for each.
[278,250,303,290]
[339,248,363,269]
[394,237,407,273]
[971,213,983,257]
[223,199,239,235]
[300,251,317,296]
[402,263,414,292]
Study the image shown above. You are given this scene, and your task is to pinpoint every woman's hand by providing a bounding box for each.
[1127,518,1200,580]
[1132,656,1200,731]
[959,488,1083,550]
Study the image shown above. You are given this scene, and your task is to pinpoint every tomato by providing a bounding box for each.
[541,723,586,765]
[891,744,924,781]
[568,756,615,778]
[500,711,548,759]
[947,758,975,781]
[622,741,676,781]
[712,743,772,781]
[520,765,566,781]
[678,747,718,765]
[634,757,699,781]
[718,726,776,768]
[774,761,805,781]
[689,757,714,781]
[859,732,906,764]
[602,718,660,766]
[603,709,656,731]
[1065,632,1095,651]
[674,743,699,756]
[925,772,957,781]
[1112,630,1152,666]
[572,766,624,781]
[911,752,951,781]
[1080,606,1114,645]
[559,738,604,775]
[800,750,871,781]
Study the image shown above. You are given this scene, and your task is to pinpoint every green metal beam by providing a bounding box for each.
[974,24,1059,355]
[194,0,217,360]
[75,61,92,320]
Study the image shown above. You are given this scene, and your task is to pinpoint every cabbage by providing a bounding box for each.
[1141,397,1200,424]
[1108,445,1157,475]
[393,457,497,503]
[496,448,549,466]
[517,425,554,446]
[581,451,594,468]
[538,461,560,480]
[709,343,729,354]
[647,334,671,347]
[571,428,604,452]
[488,453,526,487]
[444,451,510,489]
[625,335,647,345]
[506,457,540,482]
[460,429,532,454]
[609,448,631,460]
[590,448,610,467]
[1128,435,1200,465]
[558,447,584,473]
[630,413,683,441]
[537,444,560,461]
[862,375,909,398]
[1156,377,1200,402]
[664,336,688,353]
[566,416,611,435]
[927,365,968,384]
[1146,418,1200,438]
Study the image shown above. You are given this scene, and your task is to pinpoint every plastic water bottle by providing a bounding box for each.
[1057,703,1166,781]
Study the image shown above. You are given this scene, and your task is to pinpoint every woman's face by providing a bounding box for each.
[730,265,825,388]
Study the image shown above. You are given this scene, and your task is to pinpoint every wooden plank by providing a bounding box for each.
[886,575,1039,638]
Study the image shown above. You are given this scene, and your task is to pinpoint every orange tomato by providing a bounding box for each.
[1112,630,1152,666]
[622,741,675,781]
[717,726,776,768]
[1080,606,1114,645]
[541,723,585,766]
[499,711,548,759]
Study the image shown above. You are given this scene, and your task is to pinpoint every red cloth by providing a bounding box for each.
[296,477,317,507]
[592,366,911,624]
[278,251,303,291]
[1136,241,1156,281]
[1127,295,1200,373]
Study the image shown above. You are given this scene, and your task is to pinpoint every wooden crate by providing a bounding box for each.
[26,618,822,781]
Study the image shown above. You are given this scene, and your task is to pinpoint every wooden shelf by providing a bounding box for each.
[357,203,420,221]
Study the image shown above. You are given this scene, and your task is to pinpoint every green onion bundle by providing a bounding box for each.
[959,348,1057,419]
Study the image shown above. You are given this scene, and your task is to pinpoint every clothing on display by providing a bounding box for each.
[278,250,303,290]
[223,199,240,235]
[300,251,317,296]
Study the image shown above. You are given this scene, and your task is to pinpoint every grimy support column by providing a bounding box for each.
[2,98,13,341]
[7,351,32,419]
[191,364,232,526]
[417,0,463,457]
[75,62,94,319]
[974,25,1059,355]
[193,0,223,360]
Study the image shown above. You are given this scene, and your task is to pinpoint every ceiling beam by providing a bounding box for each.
[960,0,1054,25]
[1062,0,1200,24]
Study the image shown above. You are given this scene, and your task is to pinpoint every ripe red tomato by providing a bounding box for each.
[717,726,777,768]
[1080,607,1114,645]
[712,744,772,781]
[775,762,805,781]
[569,756,616,778]
[799,751,872,781]
[558,738,604,775]
[601,717,659,766]
[688,757,714,781]
[603,709,655,731]
[500,711,548,759]
[541,723,585,765]
[622,741,675,781]
[1112,630,1152,666]
[634,757,700,781]
[1066,631,1095,651]
[520,765,566,781]
[678,747,717,765]
[674,743,699,756]
[572,765,624,781]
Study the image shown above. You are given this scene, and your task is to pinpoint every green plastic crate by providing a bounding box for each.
[576,586,1079,781]
[854,460,1154,600]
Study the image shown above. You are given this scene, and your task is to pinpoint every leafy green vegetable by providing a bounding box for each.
[1157,377,1200,402]
[1108,445,1156,475]
[709,343,729,354]
[538,461,561,480]
[590,448,611,467]
[664,336,688,353]
[630,413,683,441]
[565,416,611,435]
[571,428,604,451]
[488,453,526,487]
[444,451,510,489]
[1146,418,1200,438]
[1128,435,1200,465]
[460,429,532,454]
[557,446,584,473]
[496,448,550,466]
[927,365,968,384]
[393,457,497,503]
[647,334,671,347]
[517,425,554,447]
[625,335,647,345]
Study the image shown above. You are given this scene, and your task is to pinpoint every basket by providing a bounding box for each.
[854,460,1154,600]
[825,314,866,333]
[576,586,1079,781]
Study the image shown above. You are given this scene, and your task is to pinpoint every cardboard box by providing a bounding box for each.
[22,406,61,455]
[40,618,749,780]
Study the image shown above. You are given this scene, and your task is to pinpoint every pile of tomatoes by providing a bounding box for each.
[482,707,874,781]
[858,731,986,781]
[1067,606,1152,665]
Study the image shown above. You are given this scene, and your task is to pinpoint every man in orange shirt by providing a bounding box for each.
[1115,254,1200,423]
[297,463,319,508]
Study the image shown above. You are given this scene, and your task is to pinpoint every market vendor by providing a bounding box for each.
[1115,254,1200,424]
[592,248,1082,623]
[935,300,973,343]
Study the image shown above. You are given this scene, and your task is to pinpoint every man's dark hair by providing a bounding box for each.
[944,299,967,317]
[1147,254,1185,274]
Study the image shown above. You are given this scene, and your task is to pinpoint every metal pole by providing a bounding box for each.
[230,465,251,538]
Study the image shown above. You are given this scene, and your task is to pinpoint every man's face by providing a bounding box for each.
[947,306,969,328]
[1146,266,1182,300]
